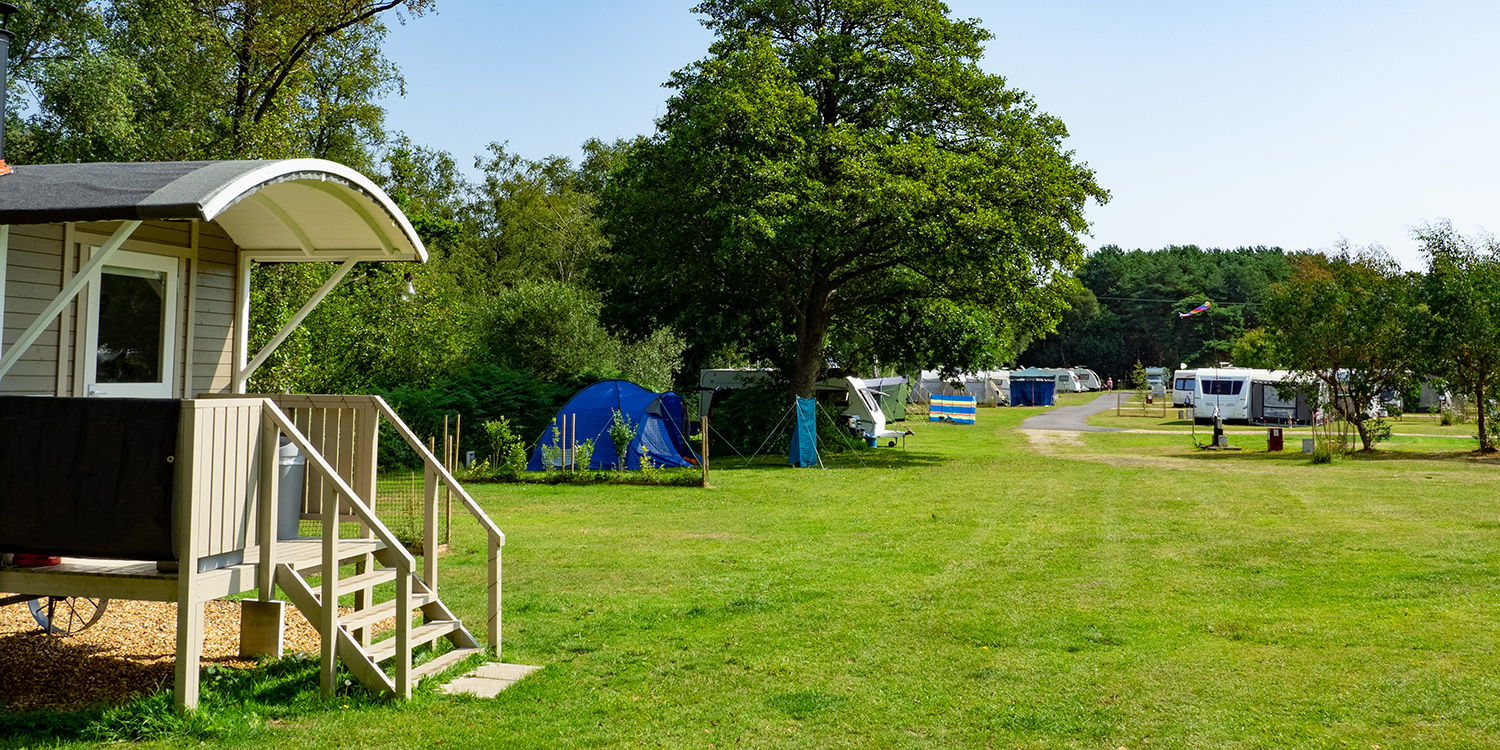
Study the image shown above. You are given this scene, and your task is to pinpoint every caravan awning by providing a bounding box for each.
[0,159,425,262]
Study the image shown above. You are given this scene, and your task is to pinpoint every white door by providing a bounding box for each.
[84,250,179,399]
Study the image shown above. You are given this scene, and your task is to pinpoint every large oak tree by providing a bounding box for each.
[598,0,1107,396]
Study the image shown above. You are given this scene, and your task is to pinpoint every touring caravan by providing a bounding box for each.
[1193,367,1276,422]
[1172,369,1197,408]
[1039,368,1086,393]
[1070,368,1102,391]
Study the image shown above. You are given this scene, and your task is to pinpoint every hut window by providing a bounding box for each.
[97,267,166,383]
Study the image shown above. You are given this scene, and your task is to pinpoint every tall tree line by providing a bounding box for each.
[1019,245,1293,379]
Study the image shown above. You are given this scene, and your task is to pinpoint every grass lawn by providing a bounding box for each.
[11,405,1500,748]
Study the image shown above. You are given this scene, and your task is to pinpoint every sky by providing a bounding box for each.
[381,1,1500,270]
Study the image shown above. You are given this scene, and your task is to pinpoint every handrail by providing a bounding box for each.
[371,396,506,546]
[261,399,416,571]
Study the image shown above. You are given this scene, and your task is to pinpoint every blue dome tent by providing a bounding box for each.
[527,380,697,471]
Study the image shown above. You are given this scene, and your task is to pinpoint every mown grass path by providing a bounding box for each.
[58,404,1500,749]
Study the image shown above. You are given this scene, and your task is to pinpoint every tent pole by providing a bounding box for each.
[701,414,709,488]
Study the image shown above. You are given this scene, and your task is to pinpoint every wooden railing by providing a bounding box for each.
[179,398,267,559]
[190,393,504,696]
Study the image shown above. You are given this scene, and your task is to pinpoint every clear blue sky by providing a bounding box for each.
[381,1,1500,270]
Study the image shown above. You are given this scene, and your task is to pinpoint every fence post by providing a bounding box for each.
[701,414,710,488]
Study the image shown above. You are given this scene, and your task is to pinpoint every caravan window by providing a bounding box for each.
[1174,378,1194,391]
[1202,379,1243,396]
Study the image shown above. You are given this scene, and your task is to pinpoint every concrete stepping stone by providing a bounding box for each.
[440,663,541,698]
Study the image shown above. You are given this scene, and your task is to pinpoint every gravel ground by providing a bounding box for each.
[0,596,373,712]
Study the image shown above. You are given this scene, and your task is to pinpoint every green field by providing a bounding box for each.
[12,404,1500,748]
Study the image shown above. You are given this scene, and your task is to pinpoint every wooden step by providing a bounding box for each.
[411,647,484,683]
[339,592,437,632]
[366,619,460,663]
[271,538,386,574]
[334,567,397,596]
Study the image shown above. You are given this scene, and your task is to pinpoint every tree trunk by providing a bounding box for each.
[1477,379,1491,453]
[1354,417,1373,452]
[789,291,833,399]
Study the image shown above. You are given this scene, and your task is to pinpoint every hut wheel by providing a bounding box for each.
[28,597,109,636]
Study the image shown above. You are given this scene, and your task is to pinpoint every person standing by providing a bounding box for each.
[1105,376,1113,392]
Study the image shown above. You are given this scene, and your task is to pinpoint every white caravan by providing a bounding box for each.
[1071,368,1103,391]
[1172,369,1197,408]
[1039,368,1086,393]
[1193,367,1289,422]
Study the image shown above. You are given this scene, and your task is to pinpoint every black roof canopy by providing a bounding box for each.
[0,159,425,261]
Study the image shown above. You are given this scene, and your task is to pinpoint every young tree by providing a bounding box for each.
[1262,245,1417,451]
[598,1,1106,397]
[1414,221,1500,452]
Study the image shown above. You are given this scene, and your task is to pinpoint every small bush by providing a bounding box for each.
[1311,443,1334,464]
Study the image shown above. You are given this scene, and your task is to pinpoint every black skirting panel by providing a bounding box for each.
[0,397,180,560]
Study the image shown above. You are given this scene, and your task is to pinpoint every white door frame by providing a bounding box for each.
[84,249,180,399]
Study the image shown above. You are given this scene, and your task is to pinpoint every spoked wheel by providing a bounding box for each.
[28,596,109,636]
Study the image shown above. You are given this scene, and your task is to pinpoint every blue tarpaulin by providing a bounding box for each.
[1008,368,1056,406]
[787,397,819,468]
[528,380,696,470]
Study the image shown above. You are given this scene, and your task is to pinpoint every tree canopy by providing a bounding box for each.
[1414,221,1500,452]
[1261,245,1417,451]
[7,0,426,164]
[597,0,1107,396]
[1020,245,1293,378]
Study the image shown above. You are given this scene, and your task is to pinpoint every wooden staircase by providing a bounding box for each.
[273,541,484,694]
[233,395,506,700]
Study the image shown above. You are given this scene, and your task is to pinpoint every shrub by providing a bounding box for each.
[1311,443,1334,464]
[608,408,638,470]
[481,417,524,466]
[381,364,575,470]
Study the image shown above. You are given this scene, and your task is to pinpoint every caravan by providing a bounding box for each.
[1172,369,1197,408]
[1039,368,1086,393]
[1193,367,1271,422]
[1070,368,1103,391]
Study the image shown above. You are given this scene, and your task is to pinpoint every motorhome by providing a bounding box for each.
[1172,369,1197,408]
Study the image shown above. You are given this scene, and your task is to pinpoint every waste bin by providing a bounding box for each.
[277,436,307,539]
[1267,427,1283,451]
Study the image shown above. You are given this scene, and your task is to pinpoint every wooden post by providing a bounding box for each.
[257,410,278,599]
[488,537,502,654]
[570,413,577,471]
[701,415,709,488]
[442,416,452,545]
[174,404,204,712]
[321,458,339,698]
[448,414,457,544]
[1116,393,1120,416]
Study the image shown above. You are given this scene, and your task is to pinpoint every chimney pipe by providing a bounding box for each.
[0,2,16,174]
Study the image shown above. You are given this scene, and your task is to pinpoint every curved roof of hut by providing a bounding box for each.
[0,159,425,262]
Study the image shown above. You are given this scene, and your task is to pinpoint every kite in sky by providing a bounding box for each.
[1179,301,1212,318]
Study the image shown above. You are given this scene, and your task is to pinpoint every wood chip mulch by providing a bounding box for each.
[0,596,382,713]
